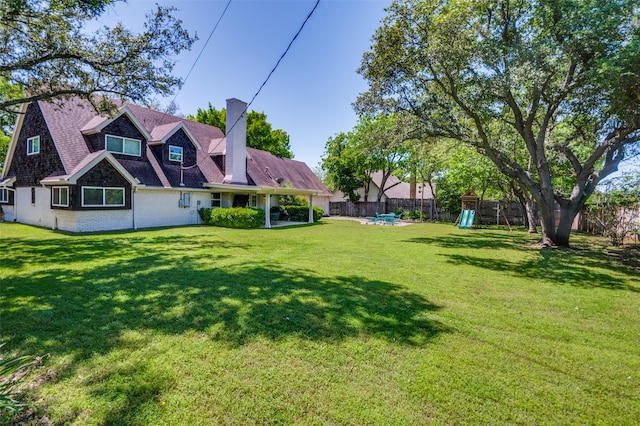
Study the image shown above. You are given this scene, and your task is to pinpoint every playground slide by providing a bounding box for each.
[459,209,475,229]
[459,209,469,228]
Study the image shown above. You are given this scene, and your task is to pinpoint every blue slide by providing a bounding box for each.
[459,209,475,229]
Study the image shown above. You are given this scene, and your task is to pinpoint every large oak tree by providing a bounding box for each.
[357,0,640,247]
[0,0,195,116]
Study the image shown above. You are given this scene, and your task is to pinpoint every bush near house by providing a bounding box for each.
[282,205,324,222]
[198,208,265,229]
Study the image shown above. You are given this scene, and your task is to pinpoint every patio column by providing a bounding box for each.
[265,193,271,228]
[308,195,314,223]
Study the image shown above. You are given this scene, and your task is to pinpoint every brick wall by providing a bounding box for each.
[134,189,210,229]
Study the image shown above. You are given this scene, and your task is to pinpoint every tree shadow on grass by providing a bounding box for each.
[405,233,639,292]
[1,233,448,423]
[405,231,532,251]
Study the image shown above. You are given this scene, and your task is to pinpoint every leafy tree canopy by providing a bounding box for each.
[189,103,294,159]
[322,113,410,202]
[0,0,195,116]
[357,0,640,247]
[0,128,9,169]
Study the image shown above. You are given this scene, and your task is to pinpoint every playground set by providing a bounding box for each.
[457,190,479,229]
[456,190,513,230]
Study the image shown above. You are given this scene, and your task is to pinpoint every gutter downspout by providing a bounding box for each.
[265,192,271,229]
[132,187,137,230]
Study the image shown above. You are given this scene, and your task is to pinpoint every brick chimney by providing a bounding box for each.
[223,98,247,184]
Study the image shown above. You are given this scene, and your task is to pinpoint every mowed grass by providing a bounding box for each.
[1,219,639,425]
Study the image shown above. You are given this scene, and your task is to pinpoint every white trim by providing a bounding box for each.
[52,186,69,207]
[203,183,318,196]
[1,103,28,179]
[132,186,209,193]
[105,134,141,157]
[0,176,16,187]
[27,135,40,155]
[0,188,8,203]
[39,151,141,187]
[81,186,125,207]
[81,106,153,140]
[169,145,183,162]
[211,192,222,208]
[150,122,202,150]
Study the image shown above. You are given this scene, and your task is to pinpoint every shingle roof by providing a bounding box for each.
[39,100,94,173]
[370,171,435,199]
[247,148,331,195]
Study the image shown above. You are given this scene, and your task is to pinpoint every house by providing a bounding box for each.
[329,171,435,203]
[0,97,330,232]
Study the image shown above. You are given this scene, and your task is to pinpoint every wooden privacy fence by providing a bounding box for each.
[329,199,451,221]
[577,205,640,235]
[330,199,640,235]
[330,199,525,225]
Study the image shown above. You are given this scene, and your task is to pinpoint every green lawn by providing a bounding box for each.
[1,220,639,425]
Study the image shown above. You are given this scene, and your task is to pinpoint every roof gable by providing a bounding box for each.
[149,122,202,150]
[40,150,140,186]
[81,106,152,140]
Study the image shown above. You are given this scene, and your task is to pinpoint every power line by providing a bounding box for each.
[172,0,233,104]
[245,0,320,112]
[223,0,321,140]
[182,0,321,170]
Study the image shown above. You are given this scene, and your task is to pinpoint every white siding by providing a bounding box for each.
[15,187,56,229]
[133,189,208,229]
[313,195,330,215]
[0,204,14,222]
[9,186,326,232]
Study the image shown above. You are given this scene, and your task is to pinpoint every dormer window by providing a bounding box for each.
[106,135,141,156]
[169,145,183,163]
[27,136,40,155]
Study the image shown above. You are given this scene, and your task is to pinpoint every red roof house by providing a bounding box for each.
[0,97,330,231]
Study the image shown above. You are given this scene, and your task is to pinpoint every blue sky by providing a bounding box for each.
[95,0,391,169]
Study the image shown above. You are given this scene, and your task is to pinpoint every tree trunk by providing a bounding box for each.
[512,188,536,233]
[428,181,438,220]
[555,215,572,247]
[525,198,537,234]
[536,197,558,246]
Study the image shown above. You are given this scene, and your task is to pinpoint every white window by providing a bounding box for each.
[52,186,69,207]
[82,186,125,207]
[0,188,8,203]
[249,194,258,208]
[211,192,221,208]
[27,136,40,155]
[169,145,183,162]
[105,135,141,156]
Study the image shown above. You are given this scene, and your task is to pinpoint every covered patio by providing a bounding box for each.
[203,183,320,229]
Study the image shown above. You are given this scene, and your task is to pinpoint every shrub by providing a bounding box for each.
[198,207,212,223]
[281,205,324,222]
[279,194,308,206]
[199,208,265,229]
[405,210,423,221]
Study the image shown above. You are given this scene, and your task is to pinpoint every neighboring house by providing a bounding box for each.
[329,171,435,203]
[0,97,330,232]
